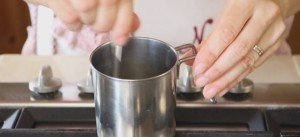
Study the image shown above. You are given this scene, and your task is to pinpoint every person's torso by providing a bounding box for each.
[134,0,224,47]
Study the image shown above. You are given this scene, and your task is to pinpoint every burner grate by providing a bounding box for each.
[0,129,273,137]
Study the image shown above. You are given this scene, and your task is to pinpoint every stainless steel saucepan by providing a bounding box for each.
[90,37,196,137]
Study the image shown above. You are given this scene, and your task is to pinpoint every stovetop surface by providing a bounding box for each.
[0,129,274,137]
[1,83,300,108]
[1,83,300,137]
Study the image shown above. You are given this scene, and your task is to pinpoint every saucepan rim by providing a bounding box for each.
[90,37,179,82]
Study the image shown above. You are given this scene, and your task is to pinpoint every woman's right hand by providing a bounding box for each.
[24,0,140,45]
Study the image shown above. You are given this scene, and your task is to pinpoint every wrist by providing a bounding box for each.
[280,0,300,17]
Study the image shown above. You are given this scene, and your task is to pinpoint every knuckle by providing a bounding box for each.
[231,0,254,12]
[93,24,112,32]
[241,55,256,70]
[219,25,236,45]
[232,40,250,58]
[75,0,97,12]
[206,49,218,63]
[266,1,280,17]
[247,66,255,74]
[209,66,223,77]
[261,1,280,23]
[101,0,118,6]
[63,14,80,25]
[277,20,287,34]
[241,1,254,11]
[254,1,280,27]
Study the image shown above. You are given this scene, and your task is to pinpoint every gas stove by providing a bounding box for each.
[1,81,300,137]
[0,59,300,137]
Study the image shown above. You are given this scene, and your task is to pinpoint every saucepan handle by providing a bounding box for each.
[175,44,197,78]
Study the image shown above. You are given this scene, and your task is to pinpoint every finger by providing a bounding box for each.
[217,69,250,97]
[92,0,119,32]
[215,16,286,98]
[203,20,285,99]
[111,0,133,46]
[196,2,279,87]
[217,36,284,97]
[209,29,285,99]
[254,20,286,67]
[192,1,254,77]
[202,53,257,99]
[217,87,231,97]
[69,0,97,24]
[131,12,140,32]
[181,41,204,66]
[48,0,82,30]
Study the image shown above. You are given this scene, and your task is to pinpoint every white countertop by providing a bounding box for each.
[1,54,300,84]
[0,54,90,83]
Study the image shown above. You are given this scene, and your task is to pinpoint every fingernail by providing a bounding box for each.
[195,76,209,87]
[193,64,206,77]
[203,87,219,99]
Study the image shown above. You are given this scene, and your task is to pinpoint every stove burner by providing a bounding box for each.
[223,92,253,101]
[78,92,94,99]
[30,91,61,100]
[177,64,203,93]
[0,129,274,137]
[77,68,94,94]
[29,65,62,94]
[176,92,203,101]
[229,79,254,94]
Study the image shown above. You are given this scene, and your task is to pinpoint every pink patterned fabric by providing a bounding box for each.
[52,18,110,53]
[22,4,109,55]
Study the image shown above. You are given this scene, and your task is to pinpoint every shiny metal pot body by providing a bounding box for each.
[90,37,195,137]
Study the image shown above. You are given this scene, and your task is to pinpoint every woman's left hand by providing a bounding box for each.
[192,0,297,99]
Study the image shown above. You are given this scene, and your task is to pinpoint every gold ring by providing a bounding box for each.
[253,45,264,56]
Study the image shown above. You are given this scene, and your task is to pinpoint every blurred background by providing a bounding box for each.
[0,0,30,54]
[0,0,299,54]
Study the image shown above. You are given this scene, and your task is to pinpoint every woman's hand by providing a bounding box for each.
[193,0,300,99]
[24,0,140,45]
